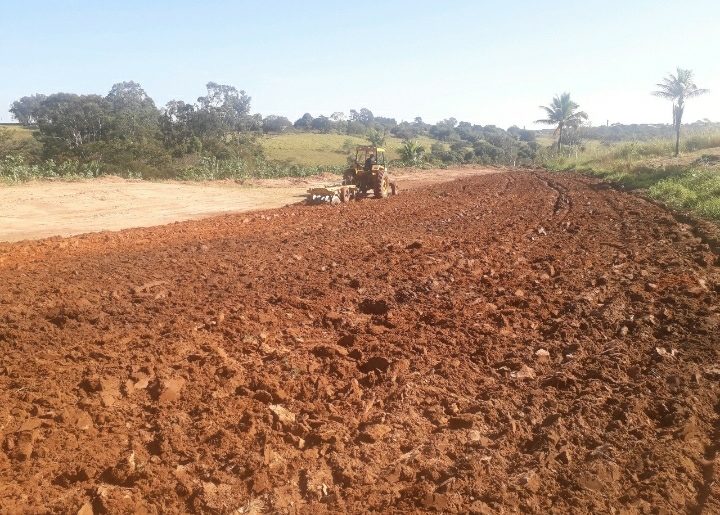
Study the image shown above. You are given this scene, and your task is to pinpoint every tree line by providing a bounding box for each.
[5,69,710,180]
[9,82,261,175]
[4,80,541,178]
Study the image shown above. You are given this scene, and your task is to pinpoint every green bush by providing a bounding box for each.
[0,155,104,182]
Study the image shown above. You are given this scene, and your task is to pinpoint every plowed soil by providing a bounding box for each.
[1,171,719,514]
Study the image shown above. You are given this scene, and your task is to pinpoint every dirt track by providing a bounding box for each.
[0,167,495,242]
[1,171,719,513]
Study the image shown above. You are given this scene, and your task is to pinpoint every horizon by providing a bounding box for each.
[1,0,719,128]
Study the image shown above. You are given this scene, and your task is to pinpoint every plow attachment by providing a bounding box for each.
[306,185,357,204]
[307,182,398,205]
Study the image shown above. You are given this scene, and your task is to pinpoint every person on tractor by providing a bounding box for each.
[364,153,376,171]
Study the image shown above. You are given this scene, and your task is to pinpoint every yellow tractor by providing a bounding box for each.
[307,145,397,204]
[343,146,396,198]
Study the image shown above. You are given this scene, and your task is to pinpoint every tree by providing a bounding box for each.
[105,81,160,143]
[311,115,333,133]
[262,115,292,133]
[507,125,536,143]
[294,113,314,130]
[653,68,708,156]
[536,92,588,152]
[391,121,419,140]
[160,100,199,155]
[399,139,425,165]
[366,128,386,146]
[10,94,47,125]
[32,93,111,156]
[350,108,374,124]
[245,113,264,132]
[429,118,460,141]
[473,140,502,163]
[196,82,252,136]
[374,116,397,131]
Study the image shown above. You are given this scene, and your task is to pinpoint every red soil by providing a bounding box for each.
[0,171,718,513]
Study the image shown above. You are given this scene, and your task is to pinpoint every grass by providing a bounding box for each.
[0,123,31,132]
[543,134,720,223]
[0,125,35,141]
[175,156,345,181]
[648,171,720,221]
[260,132,438,166]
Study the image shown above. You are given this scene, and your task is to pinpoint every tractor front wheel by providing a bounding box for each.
[374,170,390,199]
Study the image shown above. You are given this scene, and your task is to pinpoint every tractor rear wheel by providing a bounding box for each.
[374,169,390,199]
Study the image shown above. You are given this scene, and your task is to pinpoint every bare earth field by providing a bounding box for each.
[0,171,719,513]
[0,167,495,242]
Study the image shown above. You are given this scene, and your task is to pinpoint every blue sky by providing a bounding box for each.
[1,0,718,128]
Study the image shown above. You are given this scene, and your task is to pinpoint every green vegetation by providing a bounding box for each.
[0,155,105,183]
[649,171,720,220]
[399,140,426,165]
[542,136,720,221]
[1,81,539,182]
[173,156,344,181]
[259,133,436,166]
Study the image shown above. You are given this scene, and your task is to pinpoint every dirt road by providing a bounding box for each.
[0,171,718,513]
[0,167,496,242]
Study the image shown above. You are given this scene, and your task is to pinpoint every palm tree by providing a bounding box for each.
[653,68,708,157]
[536,93,588,152]
[399,139,425,165]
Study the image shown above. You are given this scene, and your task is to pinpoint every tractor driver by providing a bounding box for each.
[364,153,376,171]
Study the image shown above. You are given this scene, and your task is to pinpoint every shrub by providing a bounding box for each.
[177,156,344,181]
[0,155,105,182]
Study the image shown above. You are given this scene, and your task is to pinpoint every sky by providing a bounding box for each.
[1,0,719,129]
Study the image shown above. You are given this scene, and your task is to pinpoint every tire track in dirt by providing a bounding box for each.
[530,172,572,219]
